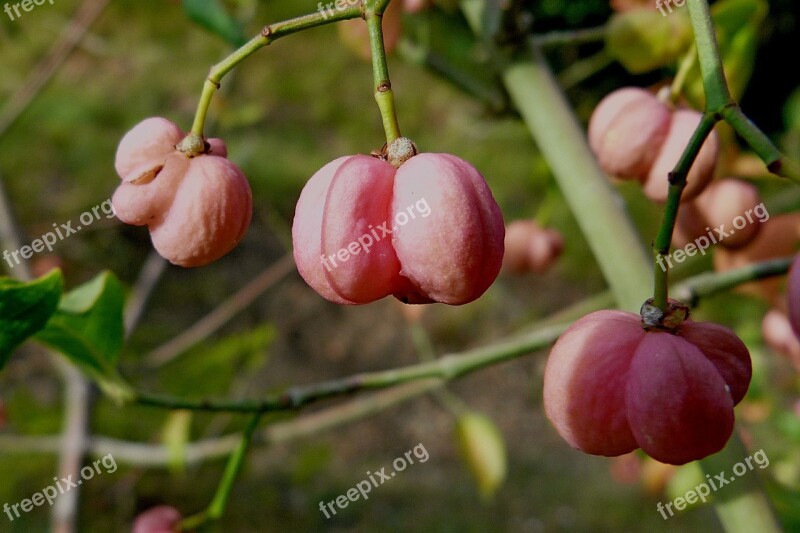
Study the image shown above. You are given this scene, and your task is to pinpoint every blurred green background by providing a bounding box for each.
[1,0,799,531]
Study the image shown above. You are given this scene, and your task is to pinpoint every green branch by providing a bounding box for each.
[686,0,732,111]
[180,414,261,530]
[722,106,800,184]
[129,256,793,415]
[652,112,720,311]
[133,323,566,414]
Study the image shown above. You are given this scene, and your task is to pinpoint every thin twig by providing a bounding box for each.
[145,254,295,367]
[0,380,443,467]
[0,0,110,139]
[123,251,167,337]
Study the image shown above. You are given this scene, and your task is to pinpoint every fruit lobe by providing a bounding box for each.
[543,309,751,465]
[643,109,719,203]
[588,88,671,181]
[674,178,763,249]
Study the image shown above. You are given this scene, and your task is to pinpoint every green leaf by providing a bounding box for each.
[163,324,274,397]
[182,0,247,47]
[685,0,768,106]
[0,269,63,369]
[35,271,131,402]
[606,9,693,74]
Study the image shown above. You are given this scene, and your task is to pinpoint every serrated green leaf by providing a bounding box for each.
[34,271,130,401]
[182,0,247,47]
[606,9,693,74]
[0,269,63,369]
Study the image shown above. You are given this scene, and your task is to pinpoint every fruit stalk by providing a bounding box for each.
[186,5,365,142]
[652,111,720,312]
[366,0,402,144]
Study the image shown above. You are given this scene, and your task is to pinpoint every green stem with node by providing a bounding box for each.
[652,112,720,312]
[181,5,365,154]
[120,257,794,416]
[365,0,402,145]
[179,413,261,530]
[686,0,800,184]
[133,322,568,414]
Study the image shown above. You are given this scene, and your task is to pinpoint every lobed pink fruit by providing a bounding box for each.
[588,88,671,181]
[292,152,504,305]
[132,505,181,533]
[112,117,252,268]
[788,254,800,340]
[674,178,763,249]
[543,309,751,465]
[502,220,563,274]
[115,117,182,178]
[643,109,719,203]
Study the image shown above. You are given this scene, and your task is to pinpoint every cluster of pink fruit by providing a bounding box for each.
[589,87,719,203]
[111,121,505,306]
[541,87,775,466]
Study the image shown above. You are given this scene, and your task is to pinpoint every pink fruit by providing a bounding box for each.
[502,220,563,274]
[674,178,763,249]
[292,152,504,305]
[643,109,719,203]
[788,255,800,340]
[112,117,252,268]
[543,309,751,465]
[132,505,181,533]
[588,88,671,181]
